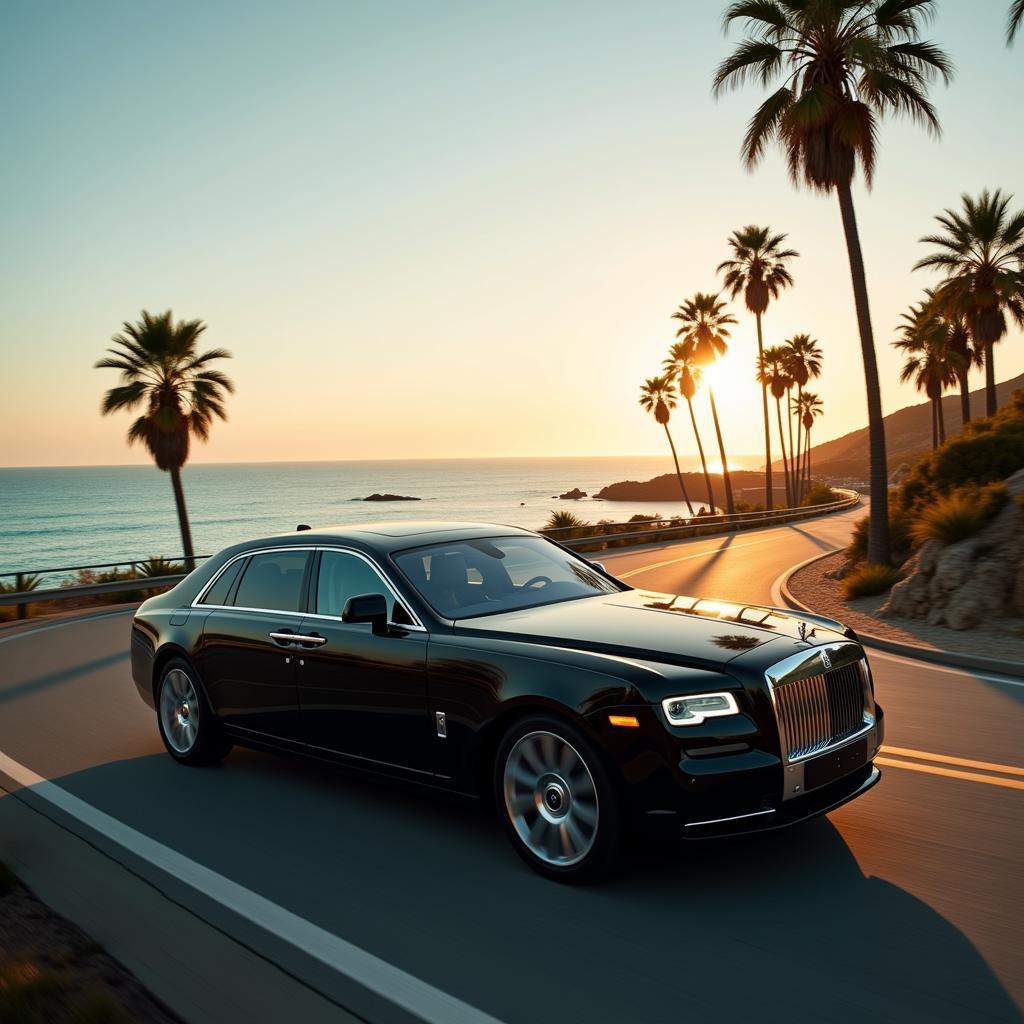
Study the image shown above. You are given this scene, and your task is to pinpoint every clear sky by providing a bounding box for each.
[1,0,1021,468]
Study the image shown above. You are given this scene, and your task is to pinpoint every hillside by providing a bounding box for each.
[783,372,1024,483]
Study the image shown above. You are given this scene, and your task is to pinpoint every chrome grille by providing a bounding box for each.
[773,661,869,761]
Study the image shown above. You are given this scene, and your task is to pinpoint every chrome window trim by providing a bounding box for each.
[191,544,426,632]
[684,807,776,829]
[764,640,875,767]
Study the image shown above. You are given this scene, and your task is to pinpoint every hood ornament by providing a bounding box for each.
[821,649,832,670]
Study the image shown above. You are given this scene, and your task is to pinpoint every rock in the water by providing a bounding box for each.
[362,493,421,502]
[559,488,587,500]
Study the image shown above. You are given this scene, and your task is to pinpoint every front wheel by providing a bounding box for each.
[495,715,624,883]
[156,659,231,766]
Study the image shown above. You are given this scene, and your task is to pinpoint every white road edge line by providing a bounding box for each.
[0,749,504,1024]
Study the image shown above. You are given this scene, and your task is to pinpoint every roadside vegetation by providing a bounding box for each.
[843,563,903,600]
[847,391,1024,579]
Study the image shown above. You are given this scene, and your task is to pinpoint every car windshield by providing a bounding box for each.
[393,536,621,619]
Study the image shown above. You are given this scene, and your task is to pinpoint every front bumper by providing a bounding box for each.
[680,762,880,839]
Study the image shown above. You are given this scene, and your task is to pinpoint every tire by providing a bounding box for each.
[156,658,232,766]
[494,714,624,883]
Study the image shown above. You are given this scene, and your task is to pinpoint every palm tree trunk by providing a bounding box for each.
[958,367,971,427]
[805,428,812,491]
[756,312,773,509]
[775,397,792,507]
[169,465,196,572]
[687,398,716,513]
[937,394,946,445]
[663,423,695,516]
[794,383,804,502]
[708,389,735,516]
[787,387,797,504]
[984,343,997,417]
[837,181,890,565]
[931,399,938,450]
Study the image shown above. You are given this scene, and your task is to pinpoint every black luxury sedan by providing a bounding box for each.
[131,521,883,881]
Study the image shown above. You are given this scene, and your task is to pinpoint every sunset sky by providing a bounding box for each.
[2,0,1022,468]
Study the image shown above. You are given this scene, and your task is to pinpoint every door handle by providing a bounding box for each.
[269,631,327,647]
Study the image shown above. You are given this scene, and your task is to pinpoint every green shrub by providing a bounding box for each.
[910,484,1008,546]
[846,512,913,566]
[801,484,839,507]
[895,389,1024,520]
[843,563,902,599]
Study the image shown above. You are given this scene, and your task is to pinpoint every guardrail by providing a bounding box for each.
[0,555,210,616]
[0,490,859,614]
[552,488,860,550]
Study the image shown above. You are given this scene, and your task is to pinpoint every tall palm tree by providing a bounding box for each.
[1009,1,1024,43]
[663,342,716,512]
[638,375,695,516]
[893,300,963,449]
[671,293,737,515]
[915,189,1024,416]
[714,0,953,565]
[757,346,795,507]
[798,391,824,492]
[717,225,798,509]
[95,310,234,570]
[782,333,823,502]
[923,287,976,427]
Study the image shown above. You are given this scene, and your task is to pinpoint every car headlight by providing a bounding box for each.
[662,691,739,726]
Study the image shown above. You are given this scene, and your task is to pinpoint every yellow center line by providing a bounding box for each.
[875,757,1024,791]
[879,745,1024,777]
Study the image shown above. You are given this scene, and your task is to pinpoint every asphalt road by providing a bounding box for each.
[1,505,1021,1024]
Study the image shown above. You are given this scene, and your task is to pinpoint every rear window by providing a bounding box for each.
[200,558,244,606]
[233,551,309,612]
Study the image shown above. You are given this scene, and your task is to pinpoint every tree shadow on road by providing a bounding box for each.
[28,748,1021,1024]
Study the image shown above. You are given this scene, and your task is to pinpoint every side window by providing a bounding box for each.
[200,557,244,606]
[316,551,398,620]
[233,551,309,612]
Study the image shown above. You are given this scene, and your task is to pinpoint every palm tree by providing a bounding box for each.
[717,225,798,509]
[663,342,716,513]
[1009,1,1024,43]
[757,346,795,507]
[893,300,963,449]
[915,189,1024,417]
[714,1,953,565]
[671,293,737,515]
[798,392,824,492]
[923,287,976,427]
[638,375,695,516]
[95,310,234,571]
[782,334,823,502]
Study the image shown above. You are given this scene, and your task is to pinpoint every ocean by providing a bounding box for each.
[0,457,738,578]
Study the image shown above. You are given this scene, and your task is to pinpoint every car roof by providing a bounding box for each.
[254,520,538,555]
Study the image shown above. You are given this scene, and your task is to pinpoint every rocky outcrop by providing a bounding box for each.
[558,488,587,500]
[361,493,421,502]
[880,469,1024,629]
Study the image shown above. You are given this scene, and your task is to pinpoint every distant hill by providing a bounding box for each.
[782,372,1024,483]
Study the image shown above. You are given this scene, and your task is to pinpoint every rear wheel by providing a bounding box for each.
[156,659,231,766]
[495,715,624,883]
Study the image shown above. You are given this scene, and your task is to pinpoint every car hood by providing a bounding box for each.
[452,588,849,673]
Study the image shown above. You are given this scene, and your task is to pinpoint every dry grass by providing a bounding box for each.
[910,485,1007,546]
[843,563,902,599]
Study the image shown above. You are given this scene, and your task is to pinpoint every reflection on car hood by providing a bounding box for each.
[453,589,848,671]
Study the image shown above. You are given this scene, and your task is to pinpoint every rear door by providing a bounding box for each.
[296,548,431,774]
[196,547,313,745]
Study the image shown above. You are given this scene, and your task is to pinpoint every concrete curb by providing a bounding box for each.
[772,550,1024,681]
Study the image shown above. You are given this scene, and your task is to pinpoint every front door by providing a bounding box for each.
[196,548,313,744]
[296,549,431,774]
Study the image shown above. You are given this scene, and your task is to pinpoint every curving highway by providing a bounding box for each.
[0,504,1022,1024]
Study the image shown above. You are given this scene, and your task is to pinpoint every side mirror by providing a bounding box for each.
[590,561,607,573]
[341,593,389,635]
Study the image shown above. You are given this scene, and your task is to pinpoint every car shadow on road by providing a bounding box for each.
[33,747,1021,1024]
